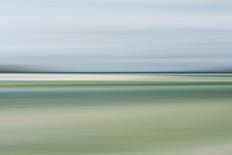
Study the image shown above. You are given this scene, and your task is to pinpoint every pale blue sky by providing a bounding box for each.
[0,0,232,71]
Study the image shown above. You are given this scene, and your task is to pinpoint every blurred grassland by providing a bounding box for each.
[0,74,232,155]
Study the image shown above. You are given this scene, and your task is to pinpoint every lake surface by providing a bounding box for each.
[0,74,232,155]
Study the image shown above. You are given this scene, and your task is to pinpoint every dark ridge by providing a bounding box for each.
[1,71,232,74]
[0,65,232,74]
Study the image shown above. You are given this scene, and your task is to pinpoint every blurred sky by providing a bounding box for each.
[0,0,232,72]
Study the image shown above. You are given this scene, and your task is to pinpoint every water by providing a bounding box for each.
[0,74,232,155]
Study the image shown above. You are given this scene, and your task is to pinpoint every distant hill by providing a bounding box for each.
[0,65,37,73]
[0,65,232,74]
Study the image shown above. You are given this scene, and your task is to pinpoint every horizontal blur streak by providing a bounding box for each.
[0,0,232,71]
[0,73,232,81]
[0,0,232,154]
[0,74,232,154]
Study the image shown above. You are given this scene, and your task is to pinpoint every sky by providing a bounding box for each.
[0,0,232,72]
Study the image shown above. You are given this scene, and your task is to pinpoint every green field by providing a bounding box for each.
[0,74,232,155]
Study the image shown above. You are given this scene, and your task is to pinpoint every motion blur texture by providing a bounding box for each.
[0,0,232,154]
[0,0,232,72]
[0,74,232,155]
